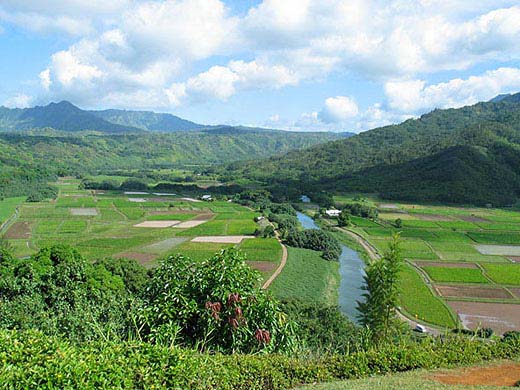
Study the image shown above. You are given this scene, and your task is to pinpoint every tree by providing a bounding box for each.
[141,248,296,353]
[395,218,403,228]
[337,211,351,227]
[357,234,403,343]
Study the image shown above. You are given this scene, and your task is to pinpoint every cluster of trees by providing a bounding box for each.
[285,229,342,261]
[0,245,295,354]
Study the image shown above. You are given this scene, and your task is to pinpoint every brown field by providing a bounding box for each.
[133,220,180,228]
[459,215,490,223]
[447,301,520,334]
[435,285,513,299]
[416,214,452,221]
[191,236,254,244]
[415,261,478,269]
[114,251,157,265]
[171,220,209,228]
[246,261,277,273]
[431,362,520,387]
[510,288,520,299]
[508,256,520,263]
[192,213,215,221]
[4,221,32,239]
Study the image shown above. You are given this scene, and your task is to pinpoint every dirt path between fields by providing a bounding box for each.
[262,230,288,290]
[336,226,380,261]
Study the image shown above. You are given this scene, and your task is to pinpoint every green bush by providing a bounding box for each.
[141,248,296,354]
[0,330,518,389]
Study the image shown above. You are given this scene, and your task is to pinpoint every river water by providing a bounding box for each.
[296,212,366,323]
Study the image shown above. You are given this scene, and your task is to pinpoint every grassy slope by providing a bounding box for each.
[269,247,339,305]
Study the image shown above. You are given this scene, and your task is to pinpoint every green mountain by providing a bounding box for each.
[225,93,520,206]
[0,101,141,133]
[91,108,203,132]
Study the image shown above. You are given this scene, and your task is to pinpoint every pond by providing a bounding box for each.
[296,212,366,323]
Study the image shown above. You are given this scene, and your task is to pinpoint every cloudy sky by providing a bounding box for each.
[1,0,520,132]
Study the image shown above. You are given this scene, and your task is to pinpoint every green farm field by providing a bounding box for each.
[0,179,282,282]
[334,196,520,332]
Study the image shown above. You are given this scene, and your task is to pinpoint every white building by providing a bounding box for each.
[200,194,213,201]
[325,209,342,217]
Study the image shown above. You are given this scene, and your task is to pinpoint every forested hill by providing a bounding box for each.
[90,108,203,132]
[0,130,344,198]
[224,93,520,206]
[0,101,142,133]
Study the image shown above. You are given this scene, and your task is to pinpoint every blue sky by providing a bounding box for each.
[1,0,520,132]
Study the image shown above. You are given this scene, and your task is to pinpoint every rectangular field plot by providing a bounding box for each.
[398,264,456,327]
[475,244,520,256]
[176,219,257,236]
[172,241,233,262]
[0,197,25,224]
[70,208,98,216]
[421,266,489,284]
[133,221,180,228]
[147,213,199,221]
[4,222,32,239]
[447,301,520,334]
[435,285,513,300]
[139,237,188,254]
[350,216,380,227]
[191,236,254,244]
[238,238,282,262]
[171,220,208,228]
[482,264,520,286]
[468,231,520,245]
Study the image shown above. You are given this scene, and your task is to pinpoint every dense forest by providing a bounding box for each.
[224,93,520,206]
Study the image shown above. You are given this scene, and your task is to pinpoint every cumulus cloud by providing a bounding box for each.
[385,67,520,113]
[5,0,520,111]
[318,96,359,123]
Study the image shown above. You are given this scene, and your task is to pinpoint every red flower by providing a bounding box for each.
[227,293,241,305]
[234,307,243,319]
[254,329,271,344]
[228,317,239,329]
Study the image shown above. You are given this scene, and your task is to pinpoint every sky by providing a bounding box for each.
[1,0,520,132]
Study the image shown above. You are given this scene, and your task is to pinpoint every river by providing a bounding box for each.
[296,212,366,323]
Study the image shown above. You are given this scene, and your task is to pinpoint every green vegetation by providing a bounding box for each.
[270,247,339,305]
[398,265,456,328]
[225,93,520,206]
[422,267,489,284]
[0,329,518,389]
[358,235,403,342]
[0,197,24,224]
[482,264,520,285]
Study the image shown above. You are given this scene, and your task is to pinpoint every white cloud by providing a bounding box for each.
[5,0,520,111]
[319,96,359,123]
[385,67,520,113]
[3,93,33,108]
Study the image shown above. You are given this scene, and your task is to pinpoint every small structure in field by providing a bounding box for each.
[200,194,213,201]
[325,209,342,217]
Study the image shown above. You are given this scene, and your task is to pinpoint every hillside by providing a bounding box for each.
[224,93,520,206]
[91,108,203,132]
[0,130,344,198]
[0,101,141,133]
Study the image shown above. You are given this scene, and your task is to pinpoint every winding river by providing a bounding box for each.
[296,212,366,323]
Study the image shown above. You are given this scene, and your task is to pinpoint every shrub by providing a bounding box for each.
[140,248,296,353]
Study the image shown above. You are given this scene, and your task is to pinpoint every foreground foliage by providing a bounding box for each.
[0,329,518,389]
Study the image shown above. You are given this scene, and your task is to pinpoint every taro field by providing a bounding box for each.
[342,199,520,333]
[0,178,282,283]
